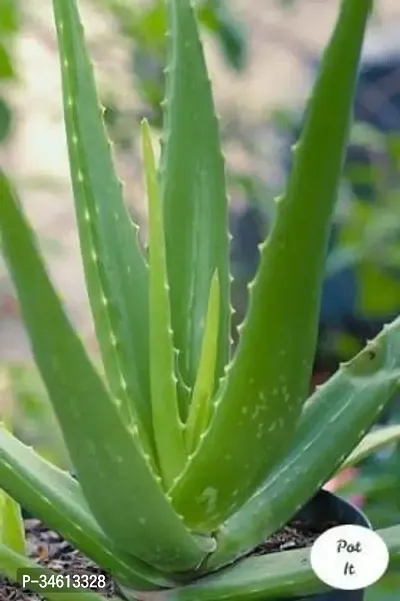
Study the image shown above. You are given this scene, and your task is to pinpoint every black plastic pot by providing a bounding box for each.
[287,489,371,601]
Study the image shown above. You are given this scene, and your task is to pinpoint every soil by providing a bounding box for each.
[1,516,337,601]
[1,519,117,600]
[251,518,337,556]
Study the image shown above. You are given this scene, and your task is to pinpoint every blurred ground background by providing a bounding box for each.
[1,0,400,598]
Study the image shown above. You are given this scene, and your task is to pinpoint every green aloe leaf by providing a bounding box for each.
[185,271,220,454]
[163,546,328,601]
[0,414,25,557]
[339,424,400,470]
[0,544,119,601]
[161,526,400,601]
[0,427,171,589]
[0,173,212,573]
[141,119,186,488]
[161,0,230,397]
[209,317,400,569]
[169,0,372,531]
[52,0,154,457]
[0,423,25,558]
[0,490,25,556]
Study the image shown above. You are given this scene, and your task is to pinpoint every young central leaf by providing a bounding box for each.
[161,0,231,395]
[185,271,220,453]
[142,120,186,488]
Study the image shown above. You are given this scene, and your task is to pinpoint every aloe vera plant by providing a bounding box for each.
[1,0,400,599]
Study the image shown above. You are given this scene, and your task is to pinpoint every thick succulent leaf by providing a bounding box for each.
[209,317,400,569]
[0,173,212,573]
[0,489,25,556]
[158,526,400,601]
[185,271,220,453]
[52,0,154,456]
[0,428,171,589]
[0,544,118,601]
[142,120,186,488]
[129,525,400,601]
[169,0,372,530]
[339,424,400,470]
[162,547,327,601]
[161,0,230,393]
[0,422,25,556]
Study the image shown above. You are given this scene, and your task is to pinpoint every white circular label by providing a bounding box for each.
[310,525,389,590]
